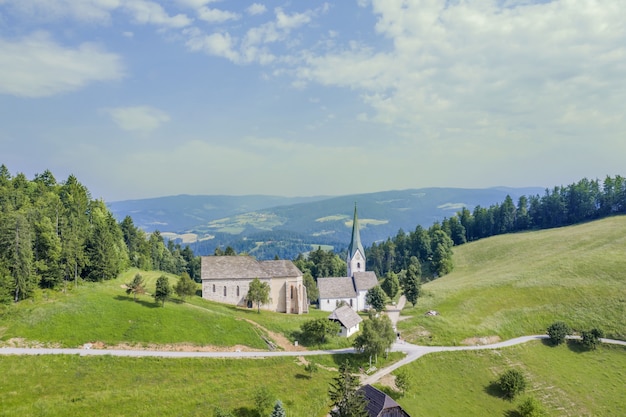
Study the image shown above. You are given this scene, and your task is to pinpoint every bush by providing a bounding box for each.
[517,396,548,417]
[497,369,527,399]
[581,328,604,350]
[546,321,571,345]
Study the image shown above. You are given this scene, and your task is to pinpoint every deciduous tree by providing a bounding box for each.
[154,275,171,307]
[174,271,197,299]
[247,277,270,313]
[547,321,571,345]
[301,318,340,344]
[126,273,145,301]
[365,285,387,312]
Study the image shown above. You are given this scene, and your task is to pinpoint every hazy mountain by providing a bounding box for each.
[108,187,544,259]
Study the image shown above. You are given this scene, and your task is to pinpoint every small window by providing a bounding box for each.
[236,286,240,297]
[212,284,215,293]
[350,299,353,307]
[290,286,294,299]
[327,299,330,304]
[224,286,227,296]
[357,262,360,269]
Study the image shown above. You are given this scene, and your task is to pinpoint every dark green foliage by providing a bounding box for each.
[353,313,396,363]
[403,262,421,306]
[269,400,287,417]
[581,328,604,350]
[497,369,527,399]
[517,396,548,417]
[125,273,145,301]
[247,277,270,313]
[301,318,340,343]
[328,361,369,417]
[302,272,319,303]
[381,271,399,299]
[547,321,571,345]
[365,285,387,312]
[253,386,273,417]
[154,275,172,307]
[395,368,412,396]
[294,247,347,279]
[174,271,197,299]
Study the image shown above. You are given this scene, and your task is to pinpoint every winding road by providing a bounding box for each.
[1,295,624,386]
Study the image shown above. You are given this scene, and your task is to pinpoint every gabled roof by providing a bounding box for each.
[347,204,365,260]
[317,277,356,299]
[260,260,302,278]
[201,256,301,280]
[359,384,409,417]
[353,271,378,292]
[328,305,362,329]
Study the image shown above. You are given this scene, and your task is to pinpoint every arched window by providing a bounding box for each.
[357,262,361,269]
[290,286,294,299]
[212,284,215,292]
[236,286,240,297]
[224,286,227,296]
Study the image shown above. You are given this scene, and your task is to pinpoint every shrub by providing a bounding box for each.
[581,328,604,350]
[547,321,571,345]
[497,369,527,399]
[517,396,548,417]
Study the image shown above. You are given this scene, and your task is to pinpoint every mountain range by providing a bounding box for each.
[107,186,544,259]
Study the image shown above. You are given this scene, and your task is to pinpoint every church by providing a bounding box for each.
[200,256,308,314]
[317,205,379,312]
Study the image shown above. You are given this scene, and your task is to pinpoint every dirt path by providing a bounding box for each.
[241,318,307,352]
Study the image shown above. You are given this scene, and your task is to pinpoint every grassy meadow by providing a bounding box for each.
[389,341,626,417]
[399,216,626,345]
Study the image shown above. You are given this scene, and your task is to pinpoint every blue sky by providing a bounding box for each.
[1,0,624,202]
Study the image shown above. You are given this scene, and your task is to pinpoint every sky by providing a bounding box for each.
[1,0,625,202]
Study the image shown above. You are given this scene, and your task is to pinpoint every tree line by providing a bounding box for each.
[365,175,626,280]
[0,165,200,304]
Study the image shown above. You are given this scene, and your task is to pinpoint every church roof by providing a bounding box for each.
[353,271,378,292]
[347,204,365,260]
[317,277,357,299]
[201,256,301,280]
[328,305,362,329]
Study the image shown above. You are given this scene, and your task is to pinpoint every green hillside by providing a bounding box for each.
[399,216,626,345]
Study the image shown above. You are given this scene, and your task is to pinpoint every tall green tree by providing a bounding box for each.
[365,285,387,312]
[154,275,172,307]
[353,313,395,364]
[0,211,36,301]
[174,271,197,299]
[301,318,340,344]
[381,271,400,299]
[403,261,421,306]
[328,361,368,417]
[247,277,270,313]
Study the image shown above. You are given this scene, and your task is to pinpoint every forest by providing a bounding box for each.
[367,176,626,279]
[0,165,199,304]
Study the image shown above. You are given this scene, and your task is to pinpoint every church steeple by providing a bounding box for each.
[347,204,365,277]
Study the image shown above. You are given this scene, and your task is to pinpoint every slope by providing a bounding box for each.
[398,215,626,345]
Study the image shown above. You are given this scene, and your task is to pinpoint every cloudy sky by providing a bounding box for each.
[1,0,624,202]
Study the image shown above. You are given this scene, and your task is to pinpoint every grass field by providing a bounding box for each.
[388,341,626,417]
[399,216,626,345]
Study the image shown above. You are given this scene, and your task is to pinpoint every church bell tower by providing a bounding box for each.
[347,204,365,277]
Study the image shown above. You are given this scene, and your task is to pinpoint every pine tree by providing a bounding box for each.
[328,361,368,417]
[269,400,286,417]
[154,275,171,307]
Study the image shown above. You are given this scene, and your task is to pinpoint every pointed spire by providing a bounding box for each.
[347,203,364,261]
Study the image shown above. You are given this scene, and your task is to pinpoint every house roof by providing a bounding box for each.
[359,384,407,417]
[353,271,378,292]
[328,305,362,329]
[317,277,356,299]
[201,256,301,280]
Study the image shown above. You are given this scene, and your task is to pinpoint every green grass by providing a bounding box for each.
[399,216,626,345]
[0,269,266,349]
[0,355,336,417]
[389,341,626,417]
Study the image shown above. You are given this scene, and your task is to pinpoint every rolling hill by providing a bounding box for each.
[108,186,543,258]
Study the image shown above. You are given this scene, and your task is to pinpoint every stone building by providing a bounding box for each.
[201,256,308,314]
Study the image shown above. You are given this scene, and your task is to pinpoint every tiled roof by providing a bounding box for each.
[353,271,378,292]
[359,384,407,417]
[317,277,356,299]
[260,260,302,278]
[201,256,301,280]
[328,305,362,329]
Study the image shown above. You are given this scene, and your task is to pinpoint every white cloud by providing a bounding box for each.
[0,32,124,98]
[197,7,239,23]
[184,28,239,62]
[106,106,170,133]
[123,0,192,28]
[246,3,267,16]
